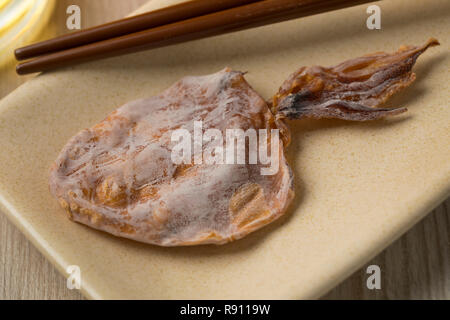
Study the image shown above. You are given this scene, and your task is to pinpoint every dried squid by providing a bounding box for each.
[49,39,438,246]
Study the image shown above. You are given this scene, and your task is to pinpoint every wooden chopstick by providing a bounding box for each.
[16,0,379,75]
[15,0,261,61]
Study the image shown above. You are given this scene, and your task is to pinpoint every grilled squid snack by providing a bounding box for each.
[49,39,438,246]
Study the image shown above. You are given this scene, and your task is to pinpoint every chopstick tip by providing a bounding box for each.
[14,47,25,61]
[16,63,28,76]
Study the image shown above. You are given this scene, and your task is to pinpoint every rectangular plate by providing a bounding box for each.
[0,0,448,299]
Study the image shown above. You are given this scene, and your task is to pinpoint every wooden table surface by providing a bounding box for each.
[0,0,448,300]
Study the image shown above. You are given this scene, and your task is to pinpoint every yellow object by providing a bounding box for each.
[0,0,10,11]
[0,0,55,66]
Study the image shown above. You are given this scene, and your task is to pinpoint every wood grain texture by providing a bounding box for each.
[0,0,448,300]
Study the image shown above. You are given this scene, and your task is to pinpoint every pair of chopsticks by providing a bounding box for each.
[15,0,379,75]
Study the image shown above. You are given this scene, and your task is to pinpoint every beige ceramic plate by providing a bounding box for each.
[0,0,448,299]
